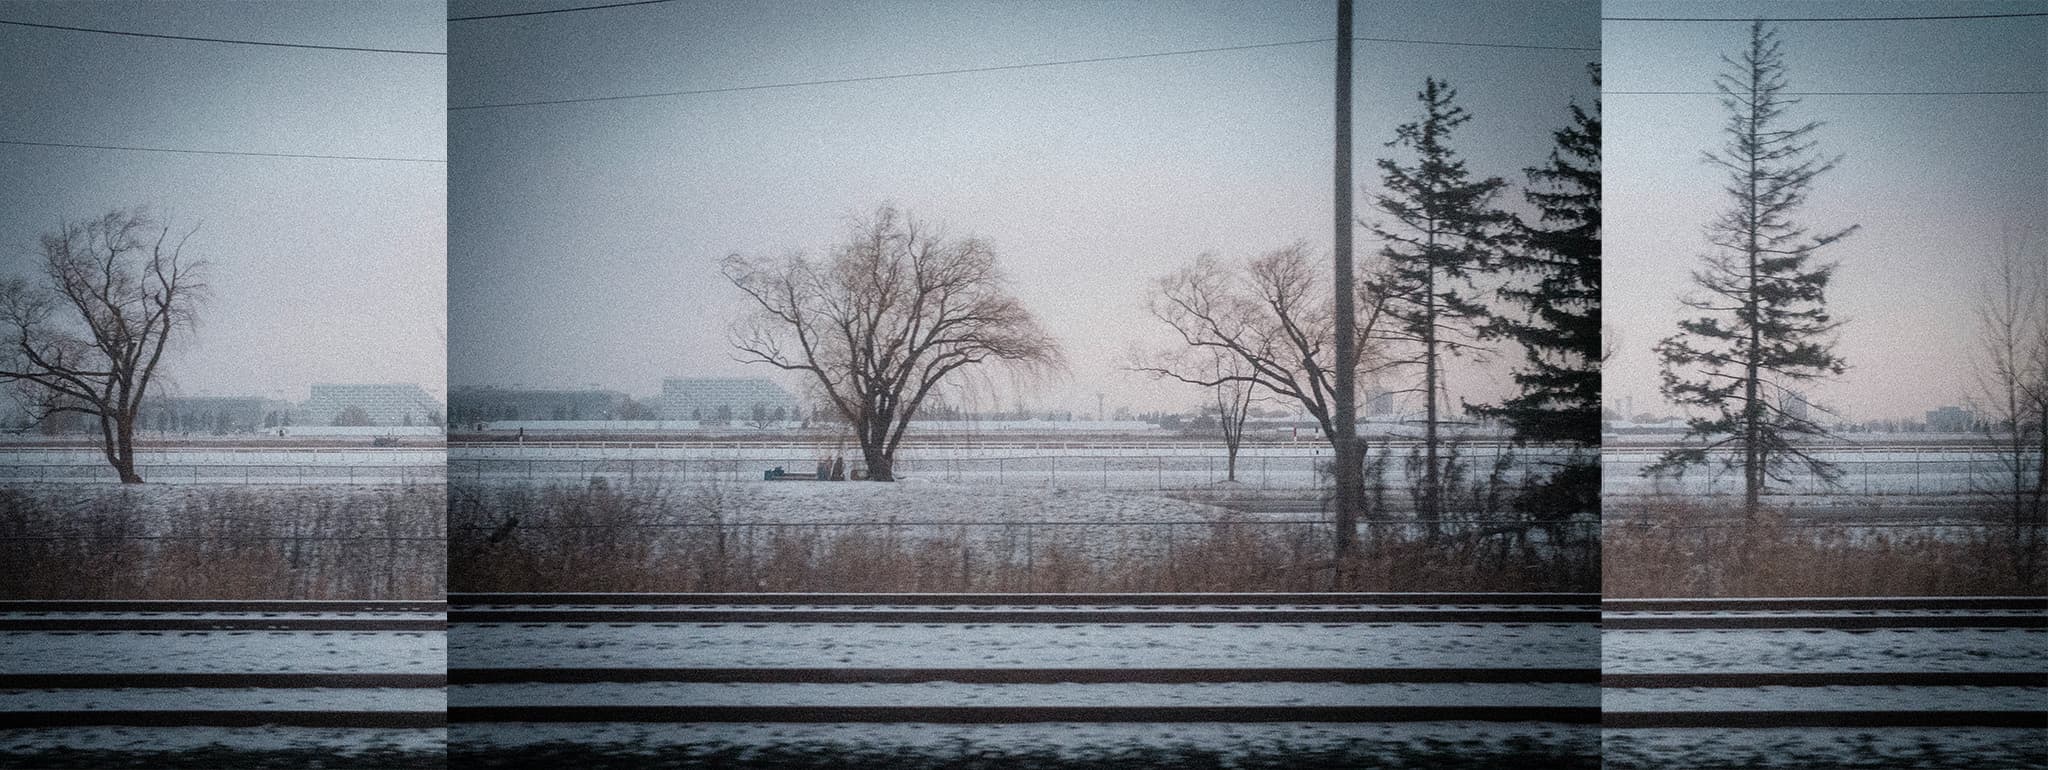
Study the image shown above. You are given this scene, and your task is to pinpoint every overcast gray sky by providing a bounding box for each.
[449,0,1598,418]
[1605,0,2047,423]
[0,0,445,404]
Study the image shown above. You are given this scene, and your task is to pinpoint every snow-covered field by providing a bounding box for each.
[1603,447,2031,498]
[0,447,444,484]
[448,441,1574,492]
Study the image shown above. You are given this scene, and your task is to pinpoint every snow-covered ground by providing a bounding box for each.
[1,630,444,674]
[448,442,1573,492]
[1602,685,2044,712]
[453,621,1593,669]
[1603,447,2029,498]
[451,720,1597,763]
[1602,727,2045,769]
[1603,628,2043,673]
[0,726,445,754]
[1602,621,2045,767]
[0,687,443,711]
[0,447,443,485]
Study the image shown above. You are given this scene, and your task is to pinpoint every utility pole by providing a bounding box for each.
[1331,0,1361,563]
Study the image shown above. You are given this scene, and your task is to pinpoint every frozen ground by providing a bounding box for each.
[450,721,1598,768]
[1,630,444,674]
[1603,628,2044,673]
[1602,685,2044,712]
[1603,727,2046,769]
[0,687,444,711]
[453,622,1593,670]
[0,726,445,769]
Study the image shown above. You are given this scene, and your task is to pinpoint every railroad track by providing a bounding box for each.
[0,600,446,729]
[1602,596,2047,730]
[450,592,1601,726]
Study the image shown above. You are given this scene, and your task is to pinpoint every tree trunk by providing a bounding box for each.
[115,423,143,484]
[863,446,894,482]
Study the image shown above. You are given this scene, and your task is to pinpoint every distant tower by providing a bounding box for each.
[1096,392,1105,422]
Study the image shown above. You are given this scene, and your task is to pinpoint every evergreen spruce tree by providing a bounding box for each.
[1367,78,1514,533]
[1650,22,1858,516]
[1472,64,1602,519]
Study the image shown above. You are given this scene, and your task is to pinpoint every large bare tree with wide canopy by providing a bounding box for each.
[723,205,1060,481]
[1,209,206,483]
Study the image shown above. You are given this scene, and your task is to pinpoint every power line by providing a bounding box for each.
[1356,35,1593,52]
[1604,11,2048,21]
[449,0,681,22]
[1,139,446,164]
[0,18,445,55]
[1609,89,2047,96]
[451,35,1595,111]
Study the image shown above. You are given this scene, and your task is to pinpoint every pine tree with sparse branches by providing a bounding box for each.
[1367,77,1514,534]
[1471,64,1601,520]
[1650,22,1858,516]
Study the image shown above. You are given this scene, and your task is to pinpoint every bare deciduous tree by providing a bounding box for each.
[1138,243,1393,549]
[1972,227,2047,582]
[724,205,1061,481]
[1,210,206,483]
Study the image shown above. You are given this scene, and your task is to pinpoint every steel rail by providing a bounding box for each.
[1602,614,2043,630]
[0,673,446,688]
[0,600,445,613]
[0,710,447,728]
[448,704,1602,724]
[1604,597,2047,612]
[0,617,445,631]
[451,608,1596,624]
[449,667,1598,685]
[451,592,1597,606]
[1603,672,2048,688]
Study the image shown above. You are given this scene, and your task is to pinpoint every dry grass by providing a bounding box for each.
[1603,499,2046,597]
[0,484,446,599]
[450,480,1596,593]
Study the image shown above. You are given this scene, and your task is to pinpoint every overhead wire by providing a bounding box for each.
[0,139,445,164]
[0,17,443,55]
[451,34,1595,111]
[1603,11,2048,22]
[448,0,682,22]
[1609,89,2047,96]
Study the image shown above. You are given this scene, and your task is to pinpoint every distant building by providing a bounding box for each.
[297,383,443,427]
[661,377,799,423]
[1366,389,1396,418]
[448,387,627,423]
[1782,391,1812,423]
[1925,405,1975,433]
[146,395,286,434]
